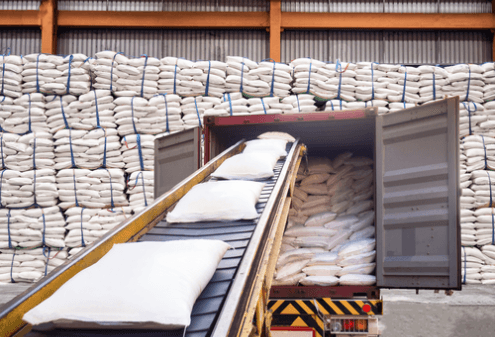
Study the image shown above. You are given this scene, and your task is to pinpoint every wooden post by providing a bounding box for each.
[269,0,282,62]
[40,0,57,54]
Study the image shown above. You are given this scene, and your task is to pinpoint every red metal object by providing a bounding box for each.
[362,304,372,313]
[270,286,380,300]
[271,326,316,337]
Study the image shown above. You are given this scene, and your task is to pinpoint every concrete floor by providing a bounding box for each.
[380,285,495,337]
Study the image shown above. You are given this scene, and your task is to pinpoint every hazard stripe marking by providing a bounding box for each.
[295,300,315,315]
[323,298,345,315]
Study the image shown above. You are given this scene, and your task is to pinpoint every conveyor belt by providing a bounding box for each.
[26,145,292,337]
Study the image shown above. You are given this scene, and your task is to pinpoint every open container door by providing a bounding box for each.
[154,127,201,198]
[376,97,461,290]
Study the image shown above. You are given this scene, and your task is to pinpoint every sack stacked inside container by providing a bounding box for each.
[0,206,65,250]
[113,55,160,99]
[3,93,49,134]
[281,94,317,114]
[92,51,128,93]
[64,206,132,250]
[444,64,484,104]
[127,171,154,214]
[56,168,128,209]
[0,53,23,99]
[0,169,57,209]
[0,247,68,283]
[273,153,376,286]
[181,96,220,128]
[416,65,449,104]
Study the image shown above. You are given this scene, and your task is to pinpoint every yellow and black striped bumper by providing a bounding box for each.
[268,298,383,316]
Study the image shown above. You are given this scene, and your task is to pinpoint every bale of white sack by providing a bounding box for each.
[127,171,154,214]
[225,56,259,95]
[182,96,221,128]
[92,51,129,93]
[113,55,160,99]
[41,54,92,96]
[120,134,155,174]
[3,93,49,134]
[1,131,54,172]
[444,64,484,104]
[0,53,23,99]
[281,94,317,114]
[21,54,63,94]
[56,168,128,209]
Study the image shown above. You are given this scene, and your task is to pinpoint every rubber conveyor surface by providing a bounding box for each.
[27,152,289,337]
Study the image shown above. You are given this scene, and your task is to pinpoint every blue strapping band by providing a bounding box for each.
[135,172,148,207]
[465,68,471,102]
[72,170,79,207]
[371,64,375,100]
[69,129,76,168]
[32,136,37,170]
[43,246,51,276]
[482,135,488,170]
[131,97,138,134]
[402,71,407,103]
[103,168,115,208]
[330,101,334,111]
[240,62,245,93]
[225,93,233,116]
[80,207,86,247]
[10,250,15,283]
[205,61,211,96]
[306,63,312,94]
[261,98,267,114]
[41,210,46,246]
[66,55,73,94]
[487,171,493,208]
[339,100,343,110]
[36,54,40,93]
[296,95,301,112]
[462,246,466,284]
[194,98,203,128]
[0,134,5,169]
[492,213,494,245]
[109,52,123,92]
[33,170,37,206]
[27,93,32,133]
[140,54,148,98]
[7,209,12,249]
[136,134,144,171]
[94,90,101,128]
[270,62,276,97]
[60,96,69,129]
[173,64,178,94]
[101,127,107,168]
[432,71,436,101]
[159,94,170,133]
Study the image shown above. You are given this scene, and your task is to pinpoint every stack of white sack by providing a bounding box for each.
[21,54,62,94]
[120,134,154,174]
[0,53,23,99]
[45,94,78,133]
[347,100,390,115]
[469,170,495,209]
[248,96,288,115]
[245,60,292,98]
[459,102,486,138]
[461,246,491,284]
[474,208,495,248]
[281,94,317,114]
[2,93,49,134]
[354,62,387,102]
[56,168,128,209]
[0,247,69,283]
[444,64,484,103]
[192,60,228,97]
[273,153,376,286]
[382,65,422,104]
[92,51,129,93]
[115,95,183,136]
[0,169,58,209]
[324,99,347,112]
[461,135,495,173]
[127,171,154,214]
[225,56,259,95]
[182,96,220,128]
[204,93,246,117]
[482,63,495,101]
[480,245,495,284]
[159,57,201,96]
[64,206,132,250]
[1,132,54,171]
[41,54,92,96]
[0,206,66,250]
[53,128,123,170]
[290,58,327,97]
[416,65,449,104]
[113,55,160,99]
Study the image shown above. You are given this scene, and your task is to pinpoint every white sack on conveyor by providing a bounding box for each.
[56,168,128,210]
[211,152,280,180]
[242,138,288,158]
[0,206,66,249]
[3,93,49,134]
[0,169,57,208]
[166,180,265,223]
[127,171,153,214]
[23,240,231,329]
[120,134,155,174]
[0,53,23,99]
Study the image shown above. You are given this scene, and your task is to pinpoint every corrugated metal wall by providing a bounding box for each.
[281,0,492,13]
[0,0,40,10]
[57,29,269,61]
[281,30,492,64]
[0,29,41,55]
[57,0,269,12]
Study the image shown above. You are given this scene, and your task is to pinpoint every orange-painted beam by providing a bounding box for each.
[40,0,57,54]
[57,11,269,28]
[281,13,495,30]
[269,0,282,62]
[0,10,40,26]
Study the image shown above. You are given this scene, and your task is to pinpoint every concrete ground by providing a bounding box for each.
[380,285,495,337]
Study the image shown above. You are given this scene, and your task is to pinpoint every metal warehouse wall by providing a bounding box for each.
[57,0,269,11]
[281,30,492,64]
[281,0,491,13]
[57,29,269,61]
[0,0,39,10]
[0,29,41,55]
